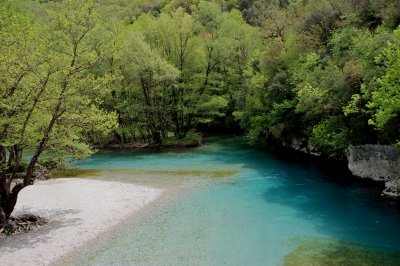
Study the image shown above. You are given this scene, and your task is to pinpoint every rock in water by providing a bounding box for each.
[382,179,400,198]
[347,145,400,181]
[347,144,400,199]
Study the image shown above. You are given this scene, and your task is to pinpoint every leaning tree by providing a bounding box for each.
[0,0,117,228]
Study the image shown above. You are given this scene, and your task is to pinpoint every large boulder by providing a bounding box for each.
[347,145,400,181]
[347,144,400,199]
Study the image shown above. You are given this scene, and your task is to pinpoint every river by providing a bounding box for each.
[60,136,400,265]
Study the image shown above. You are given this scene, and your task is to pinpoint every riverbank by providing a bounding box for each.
[0,178,163,266]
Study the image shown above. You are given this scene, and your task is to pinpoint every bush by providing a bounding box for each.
[311,117,350,158]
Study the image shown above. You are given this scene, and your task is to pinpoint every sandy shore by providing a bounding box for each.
[0,178,164,266]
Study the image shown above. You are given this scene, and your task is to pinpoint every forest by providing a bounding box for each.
[1,0,400,224]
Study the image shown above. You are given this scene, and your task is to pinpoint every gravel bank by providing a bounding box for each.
[0,178,163,266]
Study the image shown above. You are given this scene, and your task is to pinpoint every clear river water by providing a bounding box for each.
[63,136,400,265]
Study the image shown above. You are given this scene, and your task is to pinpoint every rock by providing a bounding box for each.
[1,214,47,237]
[347,145,400,181]
[282,138,321,156]
[382,179,400,198]
[347,144,400,199]
[307,141,321,156]
[282,138,304,151]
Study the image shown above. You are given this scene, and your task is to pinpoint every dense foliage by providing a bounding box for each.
[7,0,399,152]
[1,0,400,224]
[231,0,400,158]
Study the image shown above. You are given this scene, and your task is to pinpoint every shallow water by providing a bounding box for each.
[67,136,400,265]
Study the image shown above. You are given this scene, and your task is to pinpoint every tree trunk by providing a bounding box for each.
[0,206,5,226]
[25,85,66,185]
[25,135,48,186]
[7,147,14,169]
[0,183,24,227]
[4,184,24,219]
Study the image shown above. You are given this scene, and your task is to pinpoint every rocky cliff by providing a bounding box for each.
[347,145,400,198]
[272,136,400,198]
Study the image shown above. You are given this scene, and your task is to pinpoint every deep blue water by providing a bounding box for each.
[68,136,400,265]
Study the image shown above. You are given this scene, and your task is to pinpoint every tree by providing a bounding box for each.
[367,28,400,141]
[130,3,258,139]
[114,30,179,144]
[0,0,117,227]
[249,0,295,41]
[0,4,47,225]
[296,0,341,48]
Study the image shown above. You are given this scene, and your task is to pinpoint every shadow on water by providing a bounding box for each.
[207,137,400,263]
[250,143,400,251]
[195,137,400,250]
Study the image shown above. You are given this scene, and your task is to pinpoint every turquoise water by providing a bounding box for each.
[68,137,400,265]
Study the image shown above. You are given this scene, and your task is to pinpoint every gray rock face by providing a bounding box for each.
[347,145,400,181]
[282,138,321,156]
[347,144,400,199]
